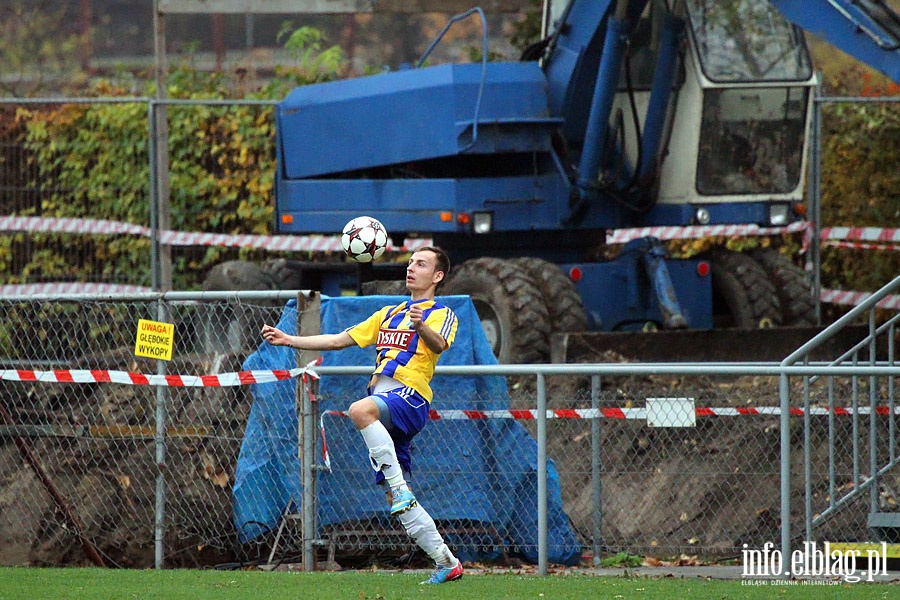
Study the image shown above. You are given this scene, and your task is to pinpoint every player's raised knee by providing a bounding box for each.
[348,397,380,428]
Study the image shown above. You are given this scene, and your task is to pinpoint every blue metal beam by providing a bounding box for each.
[771,0,900,83]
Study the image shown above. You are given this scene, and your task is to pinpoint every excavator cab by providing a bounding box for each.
[544,0,899,227]
[543,0,817,228]
[659,0,816,226]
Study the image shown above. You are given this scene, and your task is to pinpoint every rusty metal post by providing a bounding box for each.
[0,402,106,567]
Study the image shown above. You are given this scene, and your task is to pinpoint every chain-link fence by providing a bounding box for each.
[307,367,790,567]
[0,97,294,294]
[2,287,899,571]
[0,290,291,568]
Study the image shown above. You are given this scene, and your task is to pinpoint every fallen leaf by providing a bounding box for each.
[200,450,230,488]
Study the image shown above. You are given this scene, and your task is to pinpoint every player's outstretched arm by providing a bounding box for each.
[261,325,355,351]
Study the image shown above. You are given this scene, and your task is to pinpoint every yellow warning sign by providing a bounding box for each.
[134,319,175,361]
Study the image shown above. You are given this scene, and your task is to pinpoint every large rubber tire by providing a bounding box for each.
[200,261,279,356]
[707,250,782,329]
[751,248,816,326]
[510,257,588,333]
[202,260,277,291]
[444,257,552,364]
[260,258,304,291]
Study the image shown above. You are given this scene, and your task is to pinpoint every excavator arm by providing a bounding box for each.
[770,0,900,84]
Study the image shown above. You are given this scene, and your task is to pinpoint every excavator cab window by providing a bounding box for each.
[696,86,808,196]
[686,0,813,197]
[685,0,812,83]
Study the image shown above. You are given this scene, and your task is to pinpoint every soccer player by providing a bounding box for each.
[260,246,464,585]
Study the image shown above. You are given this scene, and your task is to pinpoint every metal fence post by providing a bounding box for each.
[152,1,172,291]
[853,354,860,485]
[809,77,823,325]
[591,374,602,567]
[301,372,317,570]
[804,373,812,542]
[537,372,547,576]
[148,100,160,292]
[154,297,169,569]
[297,292,321,571]
[869,310,879,516]
[779,371,791,574]
[890,323,896,465]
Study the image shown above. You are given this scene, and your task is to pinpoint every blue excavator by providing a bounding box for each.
[207,0,900,363]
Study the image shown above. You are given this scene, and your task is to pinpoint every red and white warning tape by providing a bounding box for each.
[605,221,810,245]
[0,216,428,252]
[5,362,897,416]
[823,241,900,252]
[1,284,898,312]
[820,226,900,244]
[2,363,897,421]
[8,215,900,250]
[0,363,320,387]
[324,406,900,421]
[608,223,900,249]
[0,216,146,236]
[3,216,900,309]
[0,283,154,296]
[820,288,900,310]
[609,224,900,246]
[820,227,900,253]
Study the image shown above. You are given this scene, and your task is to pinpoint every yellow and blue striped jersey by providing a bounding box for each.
[345,299,458,402]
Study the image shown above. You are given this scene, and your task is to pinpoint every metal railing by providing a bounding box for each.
[781,273,900,564]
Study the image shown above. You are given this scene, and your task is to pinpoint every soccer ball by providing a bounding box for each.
[341,216,389,263]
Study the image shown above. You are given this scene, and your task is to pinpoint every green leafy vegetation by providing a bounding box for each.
[1,26,346,291]
[808,40,900,318]
[820,100,900,296]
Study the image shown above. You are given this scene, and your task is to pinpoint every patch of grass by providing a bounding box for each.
[600,551,644,568]
[0,567,894,600]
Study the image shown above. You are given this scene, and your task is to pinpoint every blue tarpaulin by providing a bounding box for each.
[234,295,580,565]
